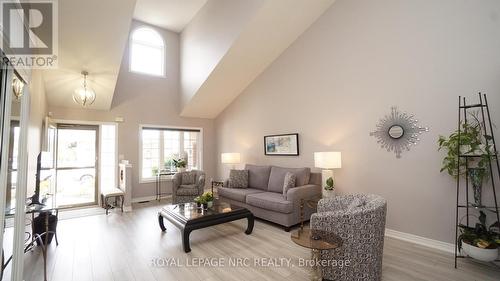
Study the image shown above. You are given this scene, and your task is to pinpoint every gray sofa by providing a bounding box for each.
[219,164,321,231]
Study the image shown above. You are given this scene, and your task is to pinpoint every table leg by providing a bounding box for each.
[44,214,48,281]
[158,213,166,231]
[182,228,192,253]
[245,213,254,235]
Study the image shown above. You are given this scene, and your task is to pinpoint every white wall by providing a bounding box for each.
[49,21,216,200]
[215,0,500,243]
[180,0,264,108]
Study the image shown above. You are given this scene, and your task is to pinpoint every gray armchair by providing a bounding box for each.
[172,170,206,204]
[310,194,387,281]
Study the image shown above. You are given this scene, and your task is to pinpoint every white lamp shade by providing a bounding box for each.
[314,152,341,169]
[221,153,240,164]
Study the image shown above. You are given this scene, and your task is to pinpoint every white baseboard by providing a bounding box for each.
[385,228,455,254]
[131,195,171,203]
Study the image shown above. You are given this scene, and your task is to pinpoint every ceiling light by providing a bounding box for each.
[73,71,96,107]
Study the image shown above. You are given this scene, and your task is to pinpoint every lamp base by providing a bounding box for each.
[321,169,335,198]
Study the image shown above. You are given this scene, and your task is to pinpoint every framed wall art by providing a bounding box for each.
[264,133,299,156]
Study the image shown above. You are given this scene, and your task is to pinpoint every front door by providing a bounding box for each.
[55,124,99,208]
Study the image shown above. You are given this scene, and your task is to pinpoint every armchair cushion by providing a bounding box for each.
[246,192,293,214]
[268,166,310,193]
[176,185,199,196]
[229,169,249,188]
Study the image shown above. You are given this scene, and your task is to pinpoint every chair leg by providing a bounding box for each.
[120,195,124,213]
[105,197,109,215]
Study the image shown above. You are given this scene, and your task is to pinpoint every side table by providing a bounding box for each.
[291,227,341,281]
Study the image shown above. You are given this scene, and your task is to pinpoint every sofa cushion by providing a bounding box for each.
[177,185,198,196]
[229,169,249,188]
[246,192,293,214]
[245,164,271,190]
[218,187,263,202]
[283,172,296,197]
[267,166,311,193]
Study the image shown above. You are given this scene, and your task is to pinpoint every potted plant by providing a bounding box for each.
[194,196,202,208]
[151,166,159,177]
[459,211,500,262]
[172,158,187,172]
[323,177,335,198]
[438,112,495,206]
[201,191,214,208]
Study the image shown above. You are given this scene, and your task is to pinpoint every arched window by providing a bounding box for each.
[129,27,165,76]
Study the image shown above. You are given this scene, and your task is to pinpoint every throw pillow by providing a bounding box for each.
[229,169,249,188]
[283,172,296,198]
[182,172,195,185]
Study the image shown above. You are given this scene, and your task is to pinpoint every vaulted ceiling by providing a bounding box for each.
[43,0,136,110]
[42,0,335,116]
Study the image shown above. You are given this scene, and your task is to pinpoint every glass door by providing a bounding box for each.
[55,124,99,208]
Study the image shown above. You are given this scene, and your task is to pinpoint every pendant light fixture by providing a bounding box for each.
[73,71,96,106]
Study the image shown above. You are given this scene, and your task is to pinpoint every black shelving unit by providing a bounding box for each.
[454,93,500,268]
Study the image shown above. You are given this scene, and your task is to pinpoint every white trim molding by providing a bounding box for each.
[385,228,455,254]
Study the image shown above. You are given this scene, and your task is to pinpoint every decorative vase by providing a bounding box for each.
[462,242,498,262]
[177,167,186,173]
[323,189,335,198]
[468,168,484,207]
[207,201,213,208]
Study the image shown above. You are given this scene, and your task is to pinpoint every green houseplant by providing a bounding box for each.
[172,158,187,172]
[458,211,500,262]
[438,112,496,206]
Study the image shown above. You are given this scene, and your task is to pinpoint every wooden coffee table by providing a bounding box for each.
[158,200,254,252]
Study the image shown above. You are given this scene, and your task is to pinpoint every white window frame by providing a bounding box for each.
[129,26,166,77]
[139,124,203,183]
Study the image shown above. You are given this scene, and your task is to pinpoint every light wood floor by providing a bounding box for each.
[8,201,500,281]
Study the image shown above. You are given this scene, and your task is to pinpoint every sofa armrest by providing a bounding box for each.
[286,184,321,202]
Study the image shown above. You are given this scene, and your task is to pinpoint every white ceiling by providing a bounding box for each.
[43,0,136,110]
[180,0,336,118]
[133,0,207,33]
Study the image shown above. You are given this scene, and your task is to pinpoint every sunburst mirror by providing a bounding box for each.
[370,107,429,158]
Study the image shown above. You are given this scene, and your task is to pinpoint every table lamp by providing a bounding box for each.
[221,153,240,170]
[314,152,342,196]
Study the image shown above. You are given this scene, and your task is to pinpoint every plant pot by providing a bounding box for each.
[323,189,335,198]
[462,242,498,262]
[177,167,186,173]
[468,168,484,207]
[207,201,213,208]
